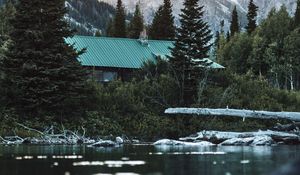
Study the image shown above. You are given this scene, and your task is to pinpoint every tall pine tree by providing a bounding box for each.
[128,4,144,39]
[149,0,175,40]
[1,0,87,117]
[106,18,114,37]
[230,6,240,37]
[246,0,258,34]
[295,0,300,28]
[168,0,212,105]
[114,0,127,38]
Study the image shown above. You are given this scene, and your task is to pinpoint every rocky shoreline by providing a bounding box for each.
[1,130,300,147]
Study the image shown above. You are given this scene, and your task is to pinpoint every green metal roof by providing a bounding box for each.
[65,35,224,69]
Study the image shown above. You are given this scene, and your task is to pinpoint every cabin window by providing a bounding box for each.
[92,70,117,82]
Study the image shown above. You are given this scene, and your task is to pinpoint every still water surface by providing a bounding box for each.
[0,145,299,175]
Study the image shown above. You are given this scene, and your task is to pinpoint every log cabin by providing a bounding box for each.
[65,35,224,82]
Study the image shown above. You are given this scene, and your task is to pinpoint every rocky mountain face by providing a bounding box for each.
[100,0,297,32]
[66,0,116,35]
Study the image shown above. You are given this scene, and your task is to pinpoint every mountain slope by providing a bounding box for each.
[66,0,115,35]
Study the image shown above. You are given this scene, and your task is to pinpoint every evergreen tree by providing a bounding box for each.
[95,30,101,37]
[149,0,175,40]
[295,0,300,28]
[114,0,127,37]
[230,6,240,37]
[106,18,114,37]
[220,20,225,35]
[1,0,87,117]
[128,4,144,39]
[246,0,258,34]
[149,6,163,39]
[168,0,212,105]
[215,31,220,49]
[226,31,230,42]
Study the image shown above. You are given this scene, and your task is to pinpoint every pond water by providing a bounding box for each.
[0,145,299,175]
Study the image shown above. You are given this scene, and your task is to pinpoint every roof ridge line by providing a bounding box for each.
[72,35,174,43]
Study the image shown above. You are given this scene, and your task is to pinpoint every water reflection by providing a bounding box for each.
[0,145,299,175]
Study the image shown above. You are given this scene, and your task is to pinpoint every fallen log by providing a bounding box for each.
[165,108,300,122]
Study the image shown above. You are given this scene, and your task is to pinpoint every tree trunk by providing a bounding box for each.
[165,108,300,122]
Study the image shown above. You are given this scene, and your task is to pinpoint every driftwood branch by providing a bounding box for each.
[165,108,300,122]
[16,123,45,135]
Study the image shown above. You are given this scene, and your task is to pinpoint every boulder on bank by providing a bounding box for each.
[153,139,215,146]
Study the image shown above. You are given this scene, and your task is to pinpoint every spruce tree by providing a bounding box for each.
[114,0,127,38]
[2,0,87,117]
[106,18,114,37]
[128,4,144,39]
[149,6,163,39]
[168,0,212,105]
[95,30,101,37]
[246,0,258,34]
[230,6,240,37]
[149,0,175,40]
[295,0,300,28]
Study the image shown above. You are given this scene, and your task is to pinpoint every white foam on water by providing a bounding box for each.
[240,160,250,164]
[73,160,146,167]
[151,152,226,155]
[52,155,83,159]
[73,161,104,166]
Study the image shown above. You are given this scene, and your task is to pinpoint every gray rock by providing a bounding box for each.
[153,139,215,146]
[116,137,124,144]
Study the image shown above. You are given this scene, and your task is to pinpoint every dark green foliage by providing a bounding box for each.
[0,0,15,36]
[127,5,144,39]
[1,0,87,118]
[84,111,123,136]
[246,0,258,34]
[0,1,15,63]
[199,70,300,112]
[230,6,240,37]
[113,0,127,38]
[295,0,300,28]
[218,33,253,74]
[168,0,212,105]
[218,6,300,90]
[149,0,176,40]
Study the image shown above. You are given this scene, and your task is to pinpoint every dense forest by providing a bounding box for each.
[0,0,300,141]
